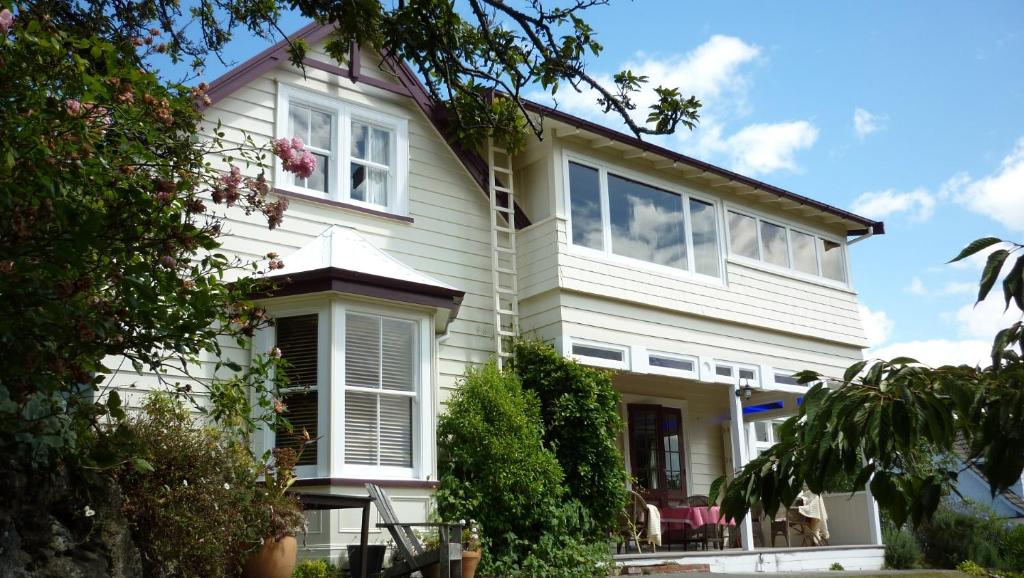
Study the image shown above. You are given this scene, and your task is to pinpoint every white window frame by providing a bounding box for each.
[254,297,433,481]
[567,337,630,370]
[712,360,761,387]
[562,152,726,283]
[645,350,700,380]
[275,83,409,215]
[748,418,785,458]
[724,203,852,288]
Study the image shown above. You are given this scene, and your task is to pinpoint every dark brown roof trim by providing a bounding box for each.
[292,477,439,490]
[252,266,464,320]
[274,188,415,223]
[522,100,885,236]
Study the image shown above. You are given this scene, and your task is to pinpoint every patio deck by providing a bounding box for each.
[614,544,885,574]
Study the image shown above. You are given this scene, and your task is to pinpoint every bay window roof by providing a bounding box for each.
[259,225,464,332]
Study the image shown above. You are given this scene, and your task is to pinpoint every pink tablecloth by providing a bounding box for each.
[660,505,736,528]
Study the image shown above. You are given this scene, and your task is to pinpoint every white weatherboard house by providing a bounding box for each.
[138,22,892,573]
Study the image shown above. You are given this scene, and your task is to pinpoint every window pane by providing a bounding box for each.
[728,211,759,259]
[819,238,846,282]
[760,220,790,267]
[649,355,694,372]
[774,373,799,385]
[276,315,319,388]
[716,365,733,377]
[289,105,310,142]
[738,368,756,381]
[351,121,368,159]
[381,318,415,392]
[568,162,603,250]
[380,396,413,467]
[310,110,332,150]
[571,344,623,361]
[690,198,720,276]
[351,163,388,206]
[791,230,818,274]
[608,174,686,268]
[276,389,318,466]
[371,127,391,165]
[345,391,377,465]
[304,152,328,193]
[755,421,769,443]
[346,313,380,389]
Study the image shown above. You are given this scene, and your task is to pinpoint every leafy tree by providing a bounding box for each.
[510,339,628,535]
[714,237,1024,529]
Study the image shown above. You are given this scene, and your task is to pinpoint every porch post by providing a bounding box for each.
[864,481,884,545]
[728,385,756,551]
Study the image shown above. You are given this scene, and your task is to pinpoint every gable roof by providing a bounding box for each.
[206,22,883,236]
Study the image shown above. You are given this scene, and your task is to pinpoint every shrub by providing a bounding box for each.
[1003,524,1024,571]
[435,363,609,577]
[293,559,339,578]
[883,525,922,569]
[113,394,301,578]
[957,560,988,577]
[511,340,628,535]
[915,500,1006,569]
[829,562,844,571]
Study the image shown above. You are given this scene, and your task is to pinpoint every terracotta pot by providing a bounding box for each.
[461,550,481,578]
[242,535,297,578]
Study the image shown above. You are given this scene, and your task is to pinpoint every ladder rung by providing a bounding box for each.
[494,186,512,194]
[496,267,516,275]
[498,308,515,316]
[495,226,512,234]
[494,205,512,214]
[497,330,517,337]
[495,246,515,254]
[493,166,511,174]
[492,147,508,154]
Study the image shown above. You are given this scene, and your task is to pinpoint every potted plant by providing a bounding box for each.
[242,442,309,578]
[460,520,482,578]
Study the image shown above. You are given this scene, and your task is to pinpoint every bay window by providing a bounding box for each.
[727,208,848,284]
[275,84,408,214]
[260,300,430,480]
[567,158,722,278]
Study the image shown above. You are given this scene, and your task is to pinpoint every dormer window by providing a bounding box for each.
[276,84,409,215]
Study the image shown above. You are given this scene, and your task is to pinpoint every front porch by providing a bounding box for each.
[612,370,884,572]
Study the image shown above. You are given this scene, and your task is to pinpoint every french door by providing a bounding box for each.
[627,404,686,507]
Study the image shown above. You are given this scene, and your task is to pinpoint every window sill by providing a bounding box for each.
[725,256,855,294]
[274,188,414,224]
[291,477,439,489]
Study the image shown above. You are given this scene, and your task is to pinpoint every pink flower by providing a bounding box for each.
[0,9,14,36]
[272,137,317,179]
[66,99,82,117]
[272,138,295,163]
[290,137,305,151]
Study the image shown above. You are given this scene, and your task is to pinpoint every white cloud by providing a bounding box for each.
[869,339,991,368]
[904,277,928,295]
[946,138,1024,234]
[954,296,1023,340]
[858,304,894,348]
[535,35,818,176]
[940,281,977,296]
[713,121,819,175]
[853,108,885,139]
[850,188,935,222]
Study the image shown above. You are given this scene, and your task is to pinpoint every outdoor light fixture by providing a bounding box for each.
[735,378,754,400]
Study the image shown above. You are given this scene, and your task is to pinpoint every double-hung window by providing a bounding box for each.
[567,158,722,278]
[726,208,848,284]
[276,85,409,214]
[262,301,429,480]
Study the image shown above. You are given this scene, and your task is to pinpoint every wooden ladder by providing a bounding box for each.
[487,138,519,368]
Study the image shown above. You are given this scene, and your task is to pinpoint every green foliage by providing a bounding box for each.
[510,339,628,535]
[915,501,1006,570]
[883,525,922,569]
[715,237,1024,530]
[829,562,844,571]
[958,561,989,577]
[113,395,304,578]
[1002,525,1024,572]
[293,559,340,578]
[435,363,609,577]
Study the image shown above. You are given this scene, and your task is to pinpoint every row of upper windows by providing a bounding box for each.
[565,156,850,286]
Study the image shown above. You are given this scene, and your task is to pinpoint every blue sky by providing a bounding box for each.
[190,1,1024,366]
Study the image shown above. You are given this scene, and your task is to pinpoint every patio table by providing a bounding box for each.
[289,492,374,578]
[660,505,736,528]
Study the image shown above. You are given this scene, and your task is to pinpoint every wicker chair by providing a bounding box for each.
[615,490,655,554]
